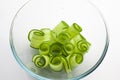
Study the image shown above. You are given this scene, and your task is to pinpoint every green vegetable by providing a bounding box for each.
[53,21,69,35]
[28,29,44,41]
[49,56,63,71]
[77,40,91,54]
[65,23,82,39]
[50,42,62,56]
[70,34,86,45]
[57,31,70,44]
[39,41,50,54]
[61,56,72,73]
[32,54,49,68]
[40,28,52,41]
[63,42,74,55]
[30,38,42,49]
[28,21,91,73]
[28,29,45,48]
[69,53,83,68]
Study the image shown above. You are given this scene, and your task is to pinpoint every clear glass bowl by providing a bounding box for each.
[9,0,109,80]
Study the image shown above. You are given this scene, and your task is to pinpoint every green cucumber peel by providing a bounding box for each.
[65,23,82,39]
[28,20,91,73]
[77,40,91,53]
[57,31,70,44]
[28,29,44,41]
[49,56,63,72]
[60,56,72,73]
[63,42,74,55]
[32,54,49,68]
[69,53,83,68]
[39,41,50,54]
[50,42,62,56]
[53,21,69,35]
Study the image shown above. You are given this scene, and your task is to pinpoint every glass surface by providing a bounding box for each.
[9,0,109,80]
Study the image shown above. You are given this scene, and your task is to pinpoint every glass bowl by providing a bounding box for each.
[9,0,109,80]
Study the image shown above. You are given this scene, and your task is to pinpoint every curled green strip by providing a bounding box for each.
[72,23,82,32]
[30,38,42,49]
[63,42,74,55]
[40,28,52,41]
[28,21,91,73]
[29,30,45,48]
[57,31,70,44]
[49,57,63,72]
[60,56,71,73]
[32,30,44,40]
[50,42,62,56]
[32,54,40,62]
[33,30,44,36]
[65,23,82,39]
[53,21,69,35]
[51,31,57,39]
[77,40,91,53]
[69,54,83,68]
[39,41,50,54]
[28,29,38,41]
[32,54,49,68]
[70,34,87,48]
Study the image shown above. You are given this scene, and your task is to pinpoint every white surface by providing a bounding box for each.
[0,0,119,80]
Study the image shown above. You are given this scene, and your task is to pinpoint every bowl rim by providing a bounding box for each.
[9,0,109,80]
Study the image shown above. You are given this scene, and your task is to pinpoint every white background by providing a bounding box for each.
[0,0,119,80]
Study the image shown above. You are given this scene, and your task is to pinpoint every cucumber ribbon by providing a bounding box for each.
[28,21,91,73]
